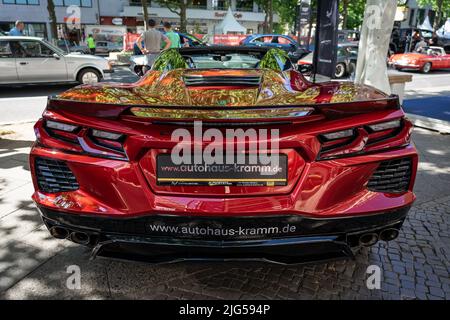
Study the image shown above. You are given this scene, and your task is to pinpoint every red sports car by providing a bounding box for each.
[389,46,450,73]
[30,47,418,264]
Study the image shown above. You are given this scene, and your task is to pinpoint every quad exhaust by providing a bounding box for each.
[49,226,70,239]
[358,233,379,247]
[70,232,91,245]
[379,228,400,242]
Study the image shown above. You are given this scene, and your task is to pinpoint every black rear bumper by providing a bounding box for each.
[38,206,410,265]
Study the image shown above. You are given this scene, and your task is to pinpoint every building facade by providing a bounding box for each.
[0,0,101,42]
[0,0,277,41]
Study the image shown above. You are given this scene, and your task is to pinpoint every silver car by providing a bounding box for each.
[0,36,113,85]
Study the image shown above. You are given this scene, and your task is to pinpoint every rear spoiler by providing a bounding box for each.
[47,95,400,122]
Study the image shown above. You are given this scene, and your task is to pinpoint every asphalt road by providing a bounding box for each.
[0,67,139,125]
[0,67,449,125]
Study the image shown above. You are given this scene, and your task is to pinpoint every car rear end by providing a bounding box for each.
[30,77,417,264]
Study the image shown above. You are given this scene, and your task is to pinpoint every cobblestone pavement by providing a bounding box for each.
[0,123,449,300]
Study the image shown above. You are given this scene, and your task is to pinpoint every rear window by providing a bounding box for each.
[0,41,12,58]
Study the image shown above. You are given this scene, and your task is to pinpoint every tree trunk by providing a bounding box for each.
[180,3,187,33]
[46,0,58,42]
[142,0,149,31]
[434,0,444,30]
[268,0,273,33]
[342,0,349,30]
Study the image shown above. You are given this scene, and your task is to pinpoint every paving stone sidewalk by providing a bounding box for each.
[0,123,449,300]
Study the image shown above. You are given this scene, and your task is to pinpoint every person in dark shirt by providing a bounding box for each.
[429,32,439,46]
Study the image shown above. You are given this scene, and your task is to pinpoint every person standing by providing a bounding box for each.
[87,34,96,55]
[9,20,25,36]
[163,22,180,48]
[136,19,171,73]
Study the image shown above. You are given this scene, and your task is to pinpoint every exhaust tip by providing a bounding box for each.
[379,228,400,242]
[70,232,91,245]
[359,233,378,247]
[49,226,69,239]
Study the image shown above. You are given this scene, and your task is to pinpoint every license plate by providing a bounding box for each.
[156,154,288,187]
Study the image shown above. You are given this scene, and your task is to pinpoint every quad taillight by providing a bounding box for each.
[40,119,127,160]
[318,118,412,160]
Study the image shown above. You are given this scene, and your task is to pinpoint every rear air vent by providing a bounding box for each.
[35,158,79,193]
[184,75,261,87]
[367,158,412,193]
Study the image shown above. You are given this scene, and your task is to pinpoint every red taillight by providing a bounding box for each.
[318,118,411,160]
[39,120,127,160]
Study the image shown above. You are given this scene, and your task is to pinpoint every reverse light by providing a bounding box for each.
[91,129,123,140]
[46,120,78,132]
[321,129,354,141]
[367,120,402,132]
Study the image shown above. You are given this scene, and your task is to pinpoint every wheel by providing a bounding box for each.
[334,63,346,78]
[421,62,432,73]
[77,68,101,84]
[348,62,356,76]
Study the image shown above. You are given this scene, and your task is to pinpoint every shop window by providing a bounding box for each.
[0,41,13,58]
[54,0,92,7]
[236,0,253,12]
[2,0,40,4]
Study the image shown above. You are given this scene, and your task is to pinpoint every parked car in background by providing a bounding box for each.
[338,30,360,43]
[0,36,113,85]
[240,34,309,63]
[179,33,207,47]
[389,27,433,54]
[68,40,122,55]
[130,32,207,76]
[298,43,358,78]
[389,46,450,73]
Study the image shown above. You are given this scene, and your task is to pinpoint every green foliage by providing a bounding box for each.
[259,48,289,71]
[340,0,366,30]
[273,0,298,31]
[417,0,450,27]
[152,49,188,72]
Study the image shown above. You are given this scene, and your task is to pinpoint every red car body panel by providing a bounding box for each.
[30,47,418,264]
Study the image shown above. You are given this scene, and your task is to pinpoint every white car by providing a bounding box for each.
[0,36,113,85]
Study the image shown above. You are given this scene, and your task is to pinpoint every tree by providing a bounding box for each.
[273,0,297,32]
[46,0,58,41]
[156,0,193,32]
[341,0,350,29]
[141,0,150,30]
[256,0,275,33]
[340,0,366,30]
[418,0,450,30]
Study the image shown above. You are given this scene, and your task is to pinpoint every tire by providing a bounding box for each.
[348,62,356,76]
[421,62,432,73]
[334,63,346,78]
[77,68,101,85]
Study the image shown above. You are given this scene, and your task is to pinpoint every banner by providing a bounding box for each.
[312,0,340,79]
[213,34,247,46]
[296,0,312,47]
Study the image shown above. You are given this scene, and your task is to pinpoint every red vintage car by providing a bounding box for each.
[389,46,450,73]
[30,47,418,264]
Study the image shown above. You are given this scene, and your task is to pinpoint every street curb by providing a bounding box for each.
[406,113,450,135]
[0,120,36,127]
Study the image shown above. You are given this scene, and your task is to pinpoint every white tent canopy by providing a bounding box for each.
[418,16,433,31]
[215,7,247,34]
[437,18,450,39]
